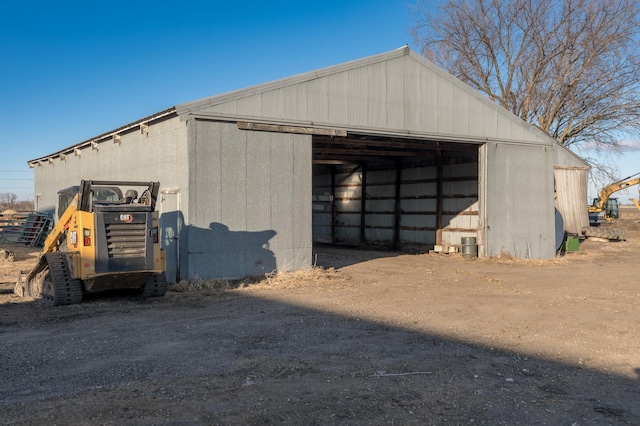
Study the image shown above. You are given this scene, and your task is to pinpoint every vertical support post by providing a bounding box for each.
[360,163,367,246]
[393,160,402,250]
[478,144,487,257]
[330,165,336,244]
[436,150,444,246]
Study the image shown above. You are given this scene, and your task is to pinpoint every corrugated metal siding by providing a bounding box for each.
[399,163,438,247]
[30,46,586,278]
[554,167,589,234]
[312,171,333,243]
[553,144,589,235]
[32,116,189,282]
[312,149,478,251]
[441,162,479,246]
[555,144,588,168]
[33,116,189,220]
[334,166,363,244]
[179,50,553,146]
[482,143,556,258]
[364,167,396,244]
[187,121,312,280]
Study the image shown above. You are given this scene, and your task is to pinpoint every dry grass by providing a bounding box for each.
[448,250,569,266]
[253,266,342,289]
[169,266,343,293]
[169,278,233,292]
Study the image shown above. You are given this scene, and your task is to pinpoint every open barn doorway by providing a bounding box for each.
[311,133,480,256]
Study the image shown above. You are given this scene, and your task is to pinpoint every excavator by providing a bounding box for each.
[588,173,640,225]
[15,180,167,305]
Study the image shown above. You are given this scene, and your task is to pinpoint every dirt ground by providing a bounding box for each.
[1,209,639,425]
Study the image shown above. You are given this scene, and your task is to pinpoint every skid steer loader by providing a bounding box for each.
[15,180,167,305]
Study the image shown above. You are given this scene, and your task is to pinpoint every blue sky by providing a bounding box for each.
[1,0,638,203]
[0,0,415,201]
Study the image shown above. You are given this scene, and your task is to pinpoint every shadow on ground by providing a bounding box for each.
[0,287,637,425]
[313,244,402,269]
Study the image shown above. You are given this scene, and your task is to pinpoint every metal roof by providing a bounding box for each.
[29,47,586,168]
[28,107,176,166]
[174,46,564,147]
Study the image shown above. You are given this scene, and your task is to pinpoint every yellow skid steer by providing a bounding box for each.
[15,180,167,305]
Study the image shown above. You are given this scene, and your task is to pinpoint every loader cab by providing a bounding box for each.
[590,197,620,221]
[605,198,620,219]
[57,186,123,220]
[55,180,161,279]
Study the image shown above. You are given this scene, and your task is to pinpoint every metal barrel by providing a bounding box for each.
[461,237,477,259]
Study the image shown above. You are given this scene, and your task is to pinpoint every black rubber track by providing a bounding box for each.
[141,273,168,298]
[41,252,83,306]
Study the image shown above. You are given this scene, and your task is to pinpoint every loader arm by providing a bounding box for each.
[16,193,82,294]
[593,177,640,211]
[42,193,80,254]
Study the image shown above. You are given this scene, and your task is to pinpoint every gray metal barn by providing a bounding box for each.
[29,47,589,283]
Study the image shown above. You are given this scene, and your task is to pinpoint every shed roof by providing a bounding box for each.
[30,47,586,167]
[176,46,562,147]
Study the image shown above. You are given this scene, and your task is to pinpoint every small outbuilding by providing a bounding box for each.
[30,47,589,283]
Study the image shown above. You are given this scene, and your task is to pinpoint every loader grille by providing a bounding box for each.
[105,223,147,258]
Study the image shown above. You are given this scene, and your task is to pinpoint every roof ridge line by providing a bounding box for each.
[175,47,410,116]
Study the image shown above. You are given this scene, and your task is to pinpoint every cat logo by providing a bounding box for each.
[119,214,134,223]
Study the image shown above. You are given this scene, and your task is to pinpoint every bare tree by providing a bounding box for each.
[412,0,640,150]
[0,193,34,212]
[0,192,18,206]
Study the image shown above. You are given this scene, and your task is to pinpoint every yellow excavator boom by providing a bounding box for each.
[591,175,640,212]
